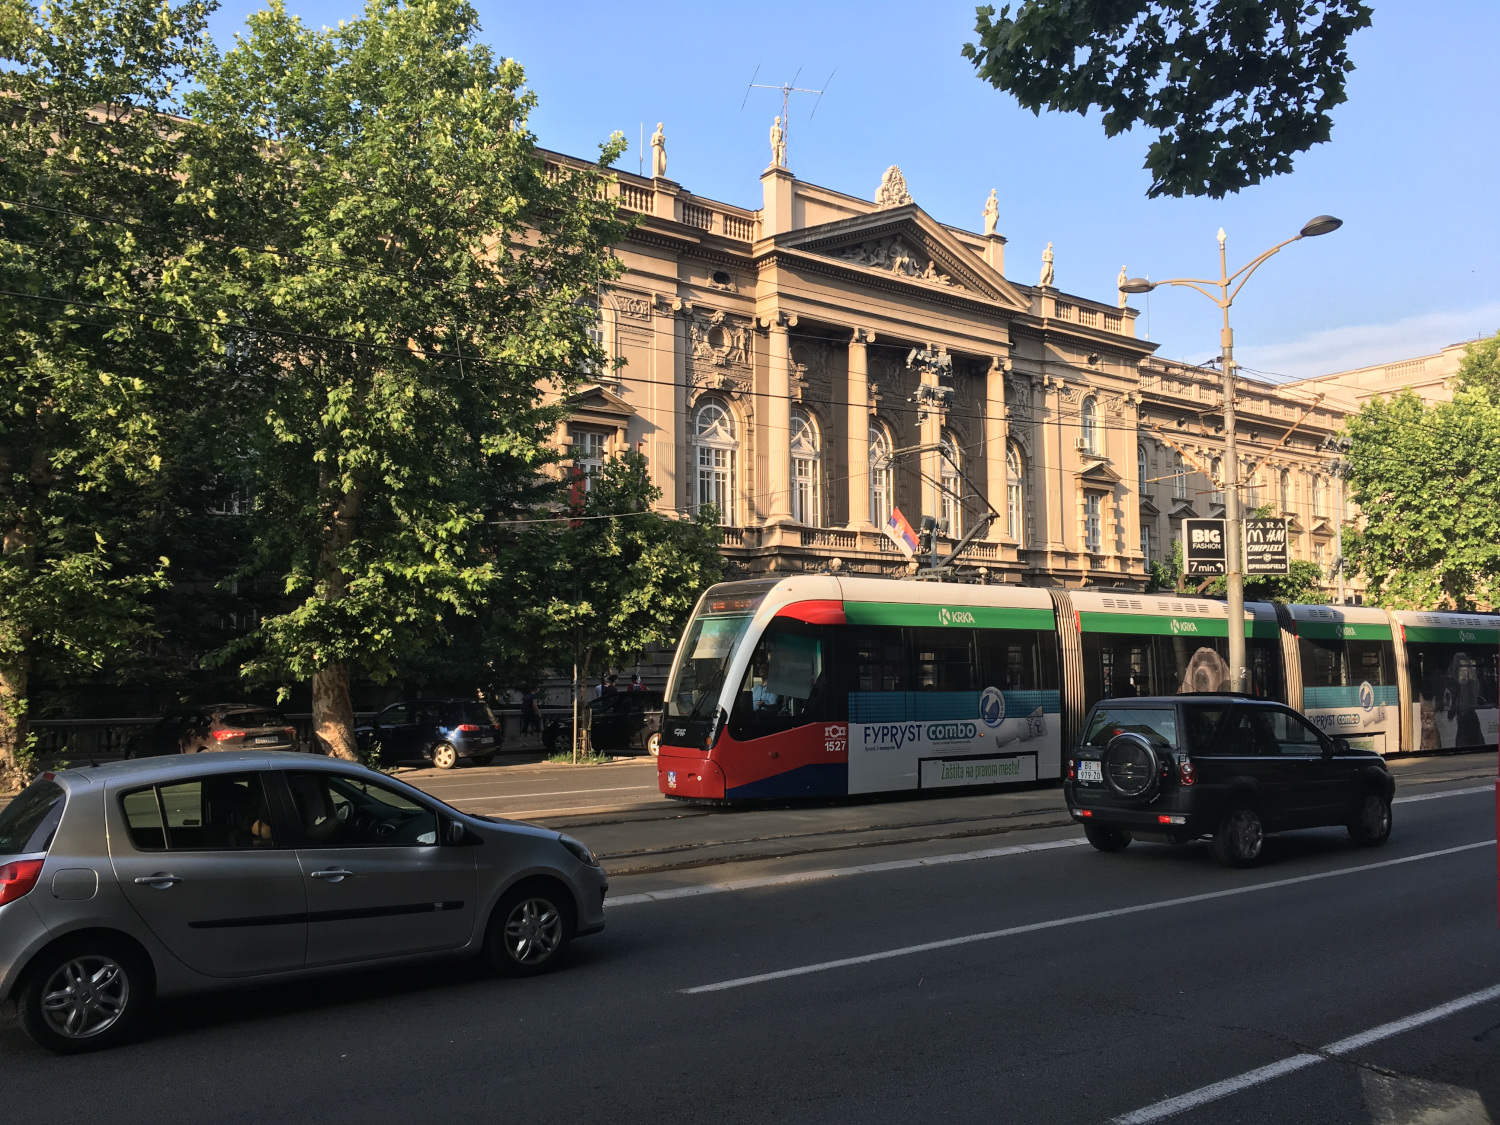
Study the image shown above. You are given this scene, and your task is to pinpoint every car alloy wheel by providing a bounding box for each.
[647,732,661,758]
[504,897,563,965]
[42,955,130,1040]
[1213,806,1265,867]
[1349,791,1392,846]
[431,741,458,770]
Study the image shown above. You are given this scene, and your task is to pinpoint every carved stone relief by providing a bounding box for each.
[611,292,652,322]
[874,165,913,208]
[687,309,751,393]
[836,236,957,288]
[790,339,834,403]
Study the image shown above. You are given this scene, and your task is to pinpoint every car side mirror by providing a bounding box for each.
[442,818,468,846]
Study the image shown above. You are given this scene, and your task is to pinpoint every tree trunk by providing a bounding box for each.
[312,662,360,761]
[0,657,32,793]
[311,478,364,761]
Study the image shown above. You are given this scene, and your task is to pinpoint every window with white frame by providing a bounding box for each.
[1210,457,1224,507]
[1140,523,1151,562]
[1244,459,1260,510]
[570,428,607,491]
[1172,453,1187,500]
[693,400,737,524]
[869,423,893,527]
[789,408,820,527]
[1006,444,1024,543]
[1081,397,1099,454]
[1137,444,1148,496]
[1314,540,1328,570]
[939,433,961,537]
[1084,493,1102,553]
[1312,474,1326,517]
[1280,468,1292,512]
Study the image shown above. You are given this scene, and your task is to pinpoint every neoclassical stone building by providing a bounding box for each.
[548,139,1355,592]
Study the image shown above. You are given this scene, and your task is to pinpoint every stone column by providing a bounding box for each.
[763,311,796,524]
[847,328,874,529]
[985,356,1008,539]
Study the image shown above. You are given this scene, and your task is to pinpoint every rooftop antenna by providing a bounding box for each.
[741,66,835,164]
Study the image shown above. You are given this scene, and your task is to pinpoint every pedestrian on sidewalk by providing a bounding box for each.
[520,686,541,735]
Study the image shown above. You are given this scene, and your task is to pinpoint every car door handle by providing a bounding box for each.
[134,874,182,888]
[310,868,353,882]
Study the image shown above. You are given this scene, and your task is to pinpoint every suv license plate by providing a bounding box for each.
[478,736,494,745]
[1077,760,1102,783]
[254,735,279,745]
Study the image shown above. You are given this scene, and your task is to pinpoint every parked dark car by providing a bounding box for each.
[357,699,502,769]
[125,704,300,758]
[1063,694,1395,867]
[588,691,663,755]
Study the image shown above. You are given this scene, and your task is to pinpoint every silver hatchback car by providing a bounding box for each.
[0,751,607,1053]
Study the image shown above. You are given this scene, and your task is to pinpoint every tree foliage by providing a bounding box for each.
[963,0,1373,198]
[1343,337,1500,609]
[170,0,631,758]
[0,0,211,785]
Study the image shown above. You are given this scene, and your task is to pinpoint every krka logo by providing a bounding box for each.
[1170,619,1197,635]
[979,686,1007,728]
[938,607,976,626]
[1358,681,1375,712]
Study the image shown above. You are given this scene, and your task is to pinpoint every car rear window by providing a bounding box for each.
[0,779,66,855]
[457,703,496,725]
[221,710,287,729]
[1083,707,1178,749]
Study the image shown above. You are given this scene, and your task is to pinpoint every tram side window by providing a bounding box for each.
[1299,638,1347,688]
[1157,636,1230,695]
[1082,633,1159,699]
[1346,640,1395,686]
[1244,640,1284,700]
[728,620,833,741]
[1408,643,1499,751]
[976,630,1051,690]
[853,626,908,693]
[911,628,976,692]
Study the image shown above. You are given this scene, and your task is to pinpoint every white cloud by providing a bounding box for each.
[1236,304,1500,381]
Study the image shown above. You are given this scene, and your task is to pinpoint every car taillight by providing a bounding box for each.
[1179,756,1196,786]
[1067,759,1076,780]
[0,858,44,906]
[212,729,246,741]
[456,723,480,732]
[283,727,296,735]
[1157,814,1187,825]
[1078,809,1092,817]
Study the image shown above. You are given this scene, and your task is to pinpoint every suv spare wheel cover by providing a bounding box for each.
[1103,732,1161,801]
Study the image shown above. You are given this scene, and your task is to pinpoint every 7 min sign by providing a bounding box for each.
[1244,517,1289,576]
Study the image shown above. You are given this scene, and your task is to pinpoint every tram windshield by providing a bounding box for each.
[666,582,773,720]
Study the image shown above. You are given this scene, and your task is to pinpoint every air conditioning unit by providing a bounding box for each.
[1074,438,1093,452]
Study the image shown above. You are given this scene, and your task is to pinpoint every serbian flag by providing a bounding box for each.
[884,507,919,558]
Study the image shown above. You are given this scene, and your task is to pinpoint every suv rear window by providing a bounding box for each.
[0,779,65,855]
[221,710,286,729]
[1083,707,1178,749]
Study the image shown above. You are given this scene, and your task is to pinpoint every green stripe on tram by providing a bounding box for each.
[843,602,1056,631]
[1402,625,1500,644]
[1296,621,1393,641]
[1077,611,1280,639]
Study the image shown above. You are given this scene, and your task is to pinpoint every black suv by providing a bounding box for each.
[356,699,503,768]
[1064,695,1394,867]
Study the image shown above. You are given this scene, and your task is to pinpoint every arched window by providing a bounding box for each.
[693,400,737,524]
[939,433,961,537]
[1006,444,1024,544]
[1137,445,1149,496]
[1244,459,1260,510]
[1210,457,1224,507]
[1172,453,1187,500]
[1080,396,1099,454]
[1312,474,1326,517]
[869,424,893,527]
[789,408,820,527]
[1280,469,1292,513]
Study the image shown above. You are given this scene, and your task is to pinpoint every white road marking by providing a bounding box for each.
[607,838,1089,907]
[679,840,1495,994]
[451,785,657,802]
[1394,784,1493,804]
[608,783,1492,908]
[1112,981,1500,1124]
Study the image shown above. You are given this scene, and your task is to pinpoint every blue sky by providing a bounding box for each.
[204,0,1499,379]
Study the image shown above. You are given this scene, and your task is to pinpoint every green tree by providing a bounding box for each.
[1342,344,1500,609]
[0,0,210,787]
[1202,559,1328,604]
[173,0,630,758]
[963,0,1373,198]
[503,452,722,757]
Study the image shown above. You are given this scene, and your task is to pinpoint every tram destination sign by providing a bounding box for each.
[1244,516,1290,576]
[1183,518,1227,577]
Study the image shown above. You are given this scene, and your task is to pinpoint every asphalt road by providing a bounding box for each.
[0,758,1496,1124]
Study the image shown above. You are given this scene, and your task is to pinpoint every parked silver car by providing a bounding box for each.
[0,752,607,1053]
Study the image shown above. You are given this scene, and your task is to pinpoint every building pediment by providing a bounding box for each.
[566,383,636,422]
[1139,497,1161,517]
[774,206,1030,311]
[1078,459,1123,487]
[1169,500,1198,519]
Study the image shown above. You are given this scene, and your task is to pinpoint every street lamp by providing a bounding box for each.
[1121,215,1342,692]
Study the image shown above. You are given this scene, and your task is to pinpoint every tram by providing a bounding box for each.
[655,576,1500,801]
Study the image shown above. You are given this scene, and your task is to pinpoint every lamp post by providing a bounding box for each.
[1121,215,1342,691]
